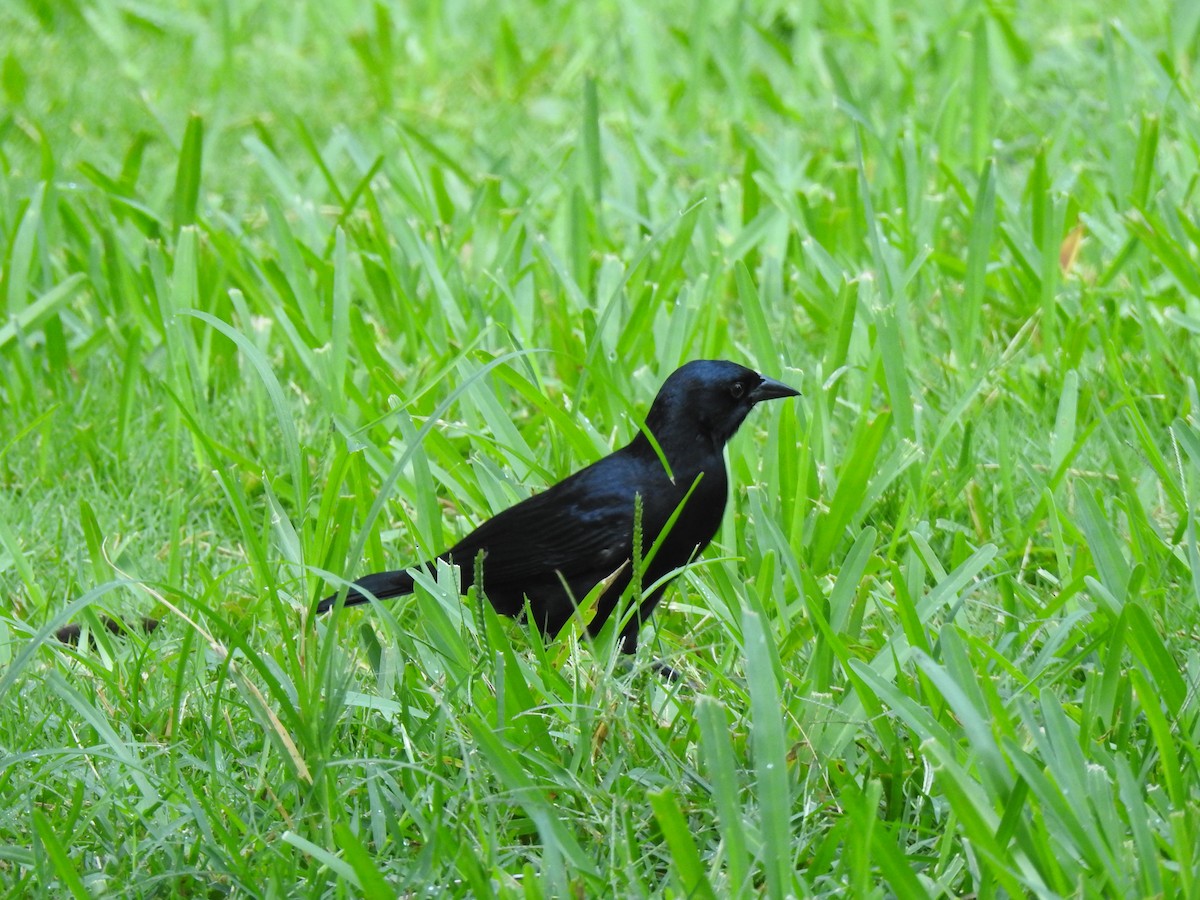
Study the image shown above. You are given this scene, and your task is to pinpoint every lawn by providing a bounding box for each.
[2,0,1199,896]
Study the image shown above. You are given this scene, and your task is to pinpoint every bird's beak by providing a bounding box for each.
[748,375,801,403]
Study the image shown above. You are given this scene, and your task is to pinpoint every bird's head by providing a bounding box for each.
[642,359,800,454]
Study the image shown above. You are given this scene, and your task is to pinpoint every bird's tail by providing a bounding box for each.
[316,569,418,613]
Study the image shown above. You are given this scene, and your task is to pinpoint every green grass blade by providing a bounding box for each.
[696,697,751,893]
[648,788,719,900]
[743,609,792,900]
[172,112,204,232]
[31,808,90,900]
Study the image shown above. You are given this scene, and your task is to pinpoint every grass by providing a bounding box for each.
[2,0,1199,895]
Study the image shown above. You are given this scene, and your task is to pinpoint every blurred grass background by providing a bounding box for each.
[2,0,1200,896]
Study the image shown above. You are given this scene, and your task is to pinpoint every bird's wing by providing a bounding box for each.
[444,456,647,587]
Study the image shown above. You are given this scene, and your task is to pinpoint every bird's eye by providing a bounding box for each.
[730,381,746,400]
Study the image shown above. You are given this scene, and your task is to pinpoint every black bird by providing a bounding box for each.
[319,360,799,654]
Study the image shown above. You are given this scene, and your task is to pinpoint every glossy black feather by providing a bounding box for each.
[318,360,799,653]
